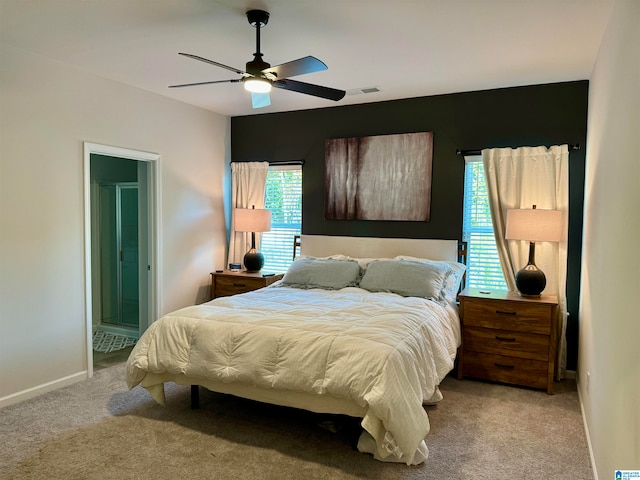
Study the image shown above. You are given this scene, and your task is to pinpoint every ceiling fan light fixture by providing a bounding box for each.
[244,77,272,93]
[170,9,345,107]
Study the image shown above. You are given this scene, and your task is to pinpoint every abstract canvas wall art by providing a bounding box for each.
[324,131,433,221]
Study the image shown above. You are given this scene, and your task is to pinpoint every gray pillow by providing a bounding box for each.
[281,257,361,290]
[359,260,452,303]
[393,255,466,302]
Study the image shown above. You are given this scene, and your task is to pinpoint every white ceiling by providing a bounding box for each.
[0,0,613,117]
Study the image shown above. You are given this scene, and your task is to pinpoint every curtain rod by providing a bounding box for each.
[270,160,304,166]
[456,144,580,156]
[229,160,304,166]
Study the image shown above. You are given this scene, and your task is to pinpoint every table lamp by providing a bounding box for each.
[233,205,271,272]
[505,205,562,297]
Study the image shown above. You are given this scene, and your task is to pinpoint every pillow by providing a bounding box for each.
[298,254,390,270]
[347,256,392,270]
[393,255,466,302]
[281,257,361,290]
[359,260,453,303]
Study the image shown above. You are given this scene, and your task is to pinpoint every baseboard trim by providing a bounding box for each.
[0,371,88,408]
[576,379,599,480]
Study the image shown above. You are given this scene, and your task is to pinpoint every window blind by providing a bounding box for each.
[462,156,508,290]
[261,165,302,273]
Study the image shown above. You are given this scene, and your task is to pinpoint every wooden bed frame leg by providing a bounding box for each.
[191,385,200,409]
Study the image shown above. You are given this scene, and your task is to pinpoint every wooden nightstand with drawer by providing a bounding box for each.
[457,288,559,394]
[210,270,284,299]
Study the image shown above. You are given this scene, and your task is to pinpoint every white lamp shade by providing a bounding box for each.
[505,208,563,242]
[233,208,271,233]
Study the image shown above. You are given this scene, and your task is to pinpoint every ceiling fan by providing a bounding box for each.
[169,9,346,109]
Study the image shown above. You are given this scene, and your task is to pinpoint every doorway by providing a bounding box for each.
[83,143,160,377]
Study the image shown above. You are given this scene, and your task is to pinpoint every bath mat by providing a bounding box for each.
[92,330,137,353]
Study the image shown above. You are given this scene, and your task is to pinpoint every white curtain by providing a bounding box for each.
[482,145,569,378]
[227,162,270,268]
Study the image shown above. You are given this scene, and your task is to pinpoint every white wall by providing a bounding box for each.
[579,0,640,478]
[0,44,230,404]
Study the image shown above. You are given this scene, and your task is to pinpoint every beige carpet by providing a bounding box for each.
[0,364,593,480]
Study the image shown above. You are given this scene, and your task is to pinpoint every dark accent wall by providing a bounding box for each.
[231,81,588,370]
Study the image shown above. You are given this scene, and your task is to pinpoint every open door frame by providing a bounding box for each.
[83,142,161,378]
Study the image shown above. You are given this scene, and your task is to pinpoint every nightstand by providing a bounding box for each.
[457,288,559,394]
[210,270,284,299]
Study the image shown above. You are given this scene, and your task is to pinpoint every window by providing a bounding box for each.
[462,156,508,290]
[261,164,302,273]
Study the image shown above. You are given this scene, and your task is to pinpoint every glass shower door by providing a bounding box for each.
[119,186,139,328]
[99,183,139,330]
[99,185,119,325]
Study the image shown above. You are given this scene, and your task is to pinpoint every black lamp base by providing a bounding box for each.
[515,263,546,297]
[243,248,264,273]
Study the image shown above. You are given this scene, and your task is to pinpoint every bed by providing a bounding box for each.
[125,235,465,465]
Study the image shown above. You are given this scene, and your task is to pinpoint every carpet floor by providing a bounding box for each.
[0,364,593,480]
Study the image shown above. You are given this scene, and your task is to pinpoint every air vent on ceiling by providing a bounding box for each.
[346,86,381,96]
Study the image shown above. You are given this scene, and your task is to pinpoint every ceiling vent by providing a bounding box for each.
[346,86,381,96]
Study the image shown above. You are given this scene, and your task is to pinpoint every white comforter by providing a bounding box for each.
[125,285,460,464]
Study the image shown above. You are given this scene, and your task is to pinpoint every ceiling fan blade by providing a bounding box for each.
[251,92,271,108]
[262,56,327,79]
[178,53,247,76]
[169,79,241,88]
[273,78,346,101]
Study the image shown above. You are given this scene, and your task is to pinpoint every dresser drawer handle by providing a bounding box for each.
[495,336,517,342]
[495,310,516,316]
[233,283,246,288]
[494,363,515,369]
